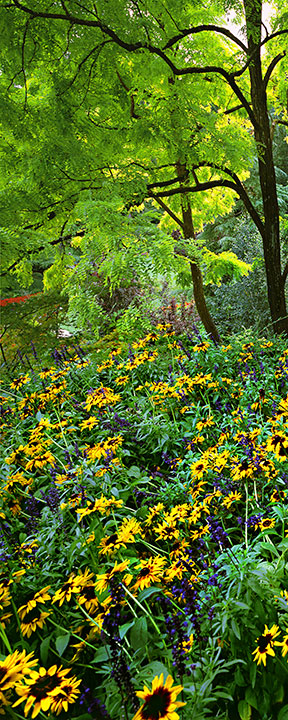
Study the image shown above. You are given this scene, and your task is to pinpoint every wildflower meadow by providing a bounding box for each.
[1,324,288,720]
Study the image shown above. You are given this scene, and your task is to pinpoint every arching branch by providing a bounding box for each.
[8,1,256,127]
[264,52,286,89]
[151,169,264,238]
[163,24,248,53]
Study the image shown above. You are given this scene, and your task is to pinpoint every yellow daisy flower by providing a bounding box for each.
[132,673,186,720]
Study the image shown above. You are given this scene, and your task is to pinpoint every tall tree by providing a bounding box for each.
[0,0,287,336]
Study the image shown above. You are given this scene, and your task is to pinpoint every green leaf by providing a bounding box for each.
[142,661,170,680]
[233,601,250,610]
[119,622,135,639]
[259,541,279,556]
[127,465,141,478]
[278,705,288,720]
[40,636,51,665]
[92,646,111,663]
[238,700,252,720]
[214,691,234,700]
[138,587,161,601]
[245,688,258,710]
[231,618,241,639]
[130,617,148,651]
[55,633,70,657]
[249,659,257,689]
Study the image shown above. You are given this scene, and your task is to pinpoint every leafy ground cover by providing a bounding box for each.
[0,325,288,720]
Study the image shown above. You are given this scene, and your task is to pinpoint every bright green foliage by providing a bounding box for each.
[0,0,287,334]
[202,249,252,285]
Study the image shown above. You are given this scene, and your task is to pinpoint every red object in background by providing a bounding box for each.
[0,293,41,307]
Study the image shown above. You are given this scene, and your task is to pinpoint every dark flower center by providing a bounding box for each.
[163,528,175,538]
[0,667,7,682]
[23,607,42,623]
[105,534,118,546]
[32,673,60,700]
[141,687,171,720]
[139,567,151,578]
[258,633,272,652]
[82,585,97,600]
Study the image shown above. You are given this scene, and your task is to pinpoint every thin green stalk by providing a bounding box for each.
[121,584,164,639]
[74,602,133,660]
[245,482,249,550]
[47,615,104,655]
[0,620,13,653]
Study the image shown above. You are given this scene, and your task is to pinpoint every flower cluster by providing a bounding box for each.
[1,327,288,717]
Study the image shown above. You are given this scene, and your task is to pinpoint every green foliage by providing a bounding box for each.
[202,248,252,285]
[2,0,287,339]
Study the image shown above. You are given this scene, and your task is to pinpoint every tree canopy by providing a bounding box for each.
[0,0,288,339]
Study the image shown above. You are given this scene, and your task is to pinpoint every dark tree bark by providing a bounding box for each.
[175,163,221,344]
[243,0,288,336]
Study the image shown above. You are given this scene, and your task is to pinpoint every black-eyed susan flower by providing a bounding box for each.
[13,664,71,718]
[25,450,55,471]
[222,491,242,509]
[117,517,142,545]
[17,586,51,616]
[10,374,31,390]
[231,457,255,481]
[95,560,131,594]
[80,416,99,431]
[270,489,286,503]
[182,633,194,653]
[252,624,280,665]
[155,519,179,542]
[48,673,81,714]
[0,650,36,705]
[18,606,51,638]
[145,503,165,527]
[266,431,288,461]
[115,375,129,386]
[84,386,121,411]
[98,531,120,556]
[169,538,190,561]
[133,556,166,592]
[258,518,276,532]
[190,458,209,480]
[132,673,186,720]
[52,574,83,606]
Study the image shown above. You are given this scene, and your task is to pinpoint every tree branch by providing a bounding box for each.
[147,174,188,189]
[57,42,111,95]
[193,161,265,237]
[149,194,184,228]
[9,2,256,126]
[116,70,139,119]
[282,260,288,288]
[150,167,264,238]
[0,229,84,277]
[163,24,248,53]
[261,28,288,49]
[264,52,286,89]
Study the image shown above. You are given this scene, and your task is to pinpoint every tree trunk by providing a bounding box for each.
[244,0,288,337]
[176,162,221,344]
